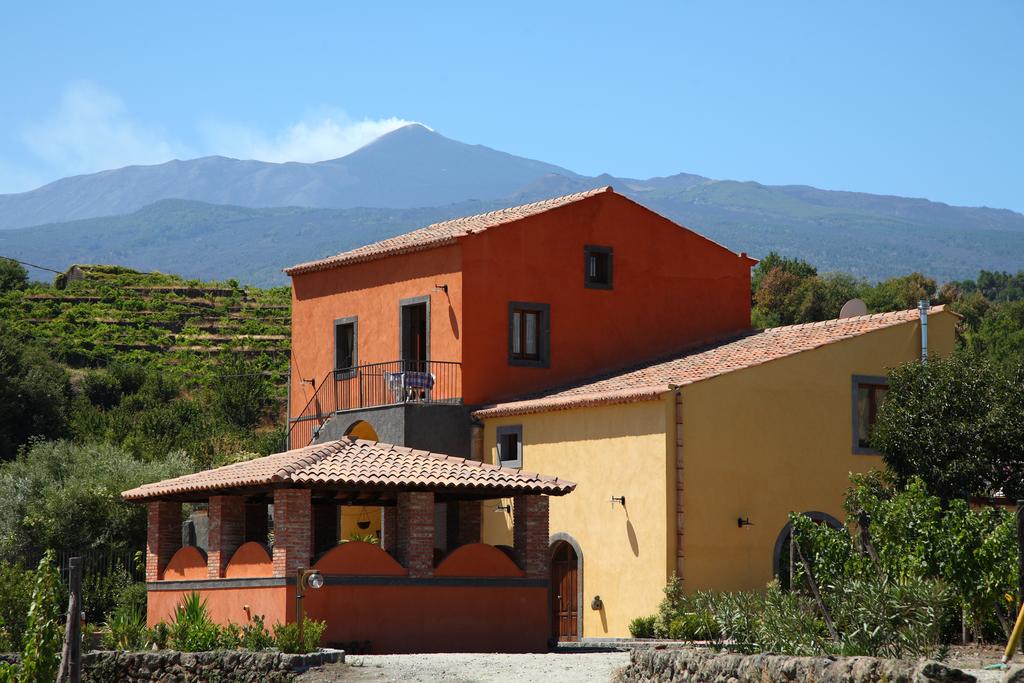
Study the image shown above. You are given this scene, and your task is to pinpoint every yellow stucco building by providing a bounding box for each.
[476,306,958,640]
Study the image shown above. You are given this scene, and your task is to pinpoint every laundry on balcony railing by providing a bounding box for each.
[287,360,462,449]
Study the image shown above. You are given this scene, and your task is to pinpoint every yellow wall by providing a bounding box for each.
[679,311,958,593]
[481,399,673,638]
[339,505,382,541]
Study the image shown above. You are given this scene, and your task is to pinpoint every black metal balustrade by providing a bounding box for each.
[287,360,462,449]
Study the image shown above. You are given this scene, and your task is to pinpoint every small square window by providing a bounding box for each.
[496,425,523,468]
[852,375,888,454]
[584,245,613,289]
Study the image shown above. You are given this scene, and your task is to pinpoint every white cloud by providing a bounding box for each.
[200,112,418,163]
[21,81,187,177]
[3,82,418,193]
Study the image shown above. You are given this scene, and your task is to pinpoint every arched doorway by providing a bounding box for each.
[339,421,382,542]
[772,511,842,590]
[550,538,580,642]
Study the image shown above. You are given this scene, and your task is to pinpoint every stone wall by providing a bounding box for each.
[620,647,976,683]
[81,649,344,682]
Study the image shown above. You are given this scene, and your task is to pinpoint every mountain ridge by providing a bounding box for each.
[1,123,1022,286]
[0,124,580,229]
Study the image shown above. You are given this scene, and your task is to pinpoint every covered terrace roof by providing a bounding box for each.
[122,437,576,502]
[474,306,950,419]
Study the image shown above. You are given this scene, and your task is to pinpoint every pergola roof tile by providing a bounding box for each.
[122,437,575,501]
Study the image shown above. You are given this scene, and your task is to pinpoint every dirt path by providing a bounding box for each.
[298,651,629,682]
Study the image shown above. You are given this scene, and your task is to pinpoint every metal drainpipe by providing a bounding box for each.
[918,300,929,364]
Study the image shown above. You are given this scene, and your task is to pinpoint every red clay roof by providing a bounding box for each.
[284,187,614,275]
[473,306,948,419]
[122,437,576,501]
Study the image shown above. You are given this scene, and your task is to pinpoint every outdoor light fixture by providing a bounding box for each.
[610,496,626,507]
[737,517,753,528]
[295,568,324,640]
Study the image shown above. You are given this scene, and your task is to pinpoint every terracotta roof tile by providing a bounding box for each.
[122,437,576,501]
[473,306,948,419]
[283,186,614,275]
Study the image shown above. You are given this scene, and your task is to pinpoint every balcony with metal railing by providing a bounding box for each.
[287,360,462,449]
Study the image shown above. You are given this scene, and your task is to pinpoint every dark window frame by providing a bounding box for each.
[583,244,613,289]
[496,424,523,468]
[398,295,431,366]
[508,301,550,368]
[851,374,888,455]
[334,316,358,377]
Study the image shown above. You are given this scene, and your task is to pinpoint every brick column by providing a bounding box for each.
[146,501,181,582]
[381,506,398,555]
[457,500,482,546]
[513,494,549,579]
[272,489,312,577]
[396,492,434,578]
[207,495,245,578]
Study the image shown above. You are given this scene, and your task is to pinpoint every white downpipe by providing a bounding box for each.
[918,300,929,363]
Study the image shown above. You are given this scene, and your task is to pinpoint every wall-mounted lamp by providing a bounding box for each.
[610,496,626,507]
[493,503,511,514]
[591,595,604,611]
[737,517,754,528]
[433,283,449,295]
[295,568,324,642]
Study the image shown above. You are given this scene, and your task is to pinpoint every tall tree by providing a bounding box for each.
[871,353,1024,500]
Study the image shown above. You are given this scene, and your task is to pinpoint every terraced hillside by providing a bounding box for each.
[0,265,291,395]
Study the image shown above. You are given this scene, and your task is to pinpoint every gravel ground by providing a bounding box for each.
[297,651,630,682]
[295,645,1018,682]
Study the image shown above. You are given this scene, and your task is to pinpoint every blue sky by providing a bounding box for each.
[1,1,1021,210]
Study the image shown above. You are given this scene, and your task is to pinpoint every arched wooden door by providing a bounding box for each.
[550,541,579,642]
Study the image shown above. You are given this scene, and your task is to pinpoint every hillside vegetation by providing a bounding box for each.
[0,263,289,466]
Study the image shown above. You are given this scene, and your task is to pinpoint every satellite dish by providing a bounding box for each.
[839,298,868,319]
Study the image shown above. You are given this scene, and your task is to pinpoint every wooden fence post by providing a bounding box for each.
[58,557,82,683]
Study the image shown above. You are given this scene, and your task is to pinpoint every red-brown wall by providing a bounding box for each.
[460,191,753,402]
[288,191,753,412]
[146,542,549,653]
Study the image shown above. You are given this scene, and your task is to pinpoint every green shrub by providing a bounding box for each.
[830,575,950,659]
[167,592,226,652]
[273,619,327,653]
[241,615,275,651]
[628,615,656,638]
[0,562,34,648]
[0,440,193,559]
[103,604,148,651]
[80,370,123,410]
[83,566,135,624]
[115,582,148,620]
[0,551,64,682]
[148,621,170,650]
